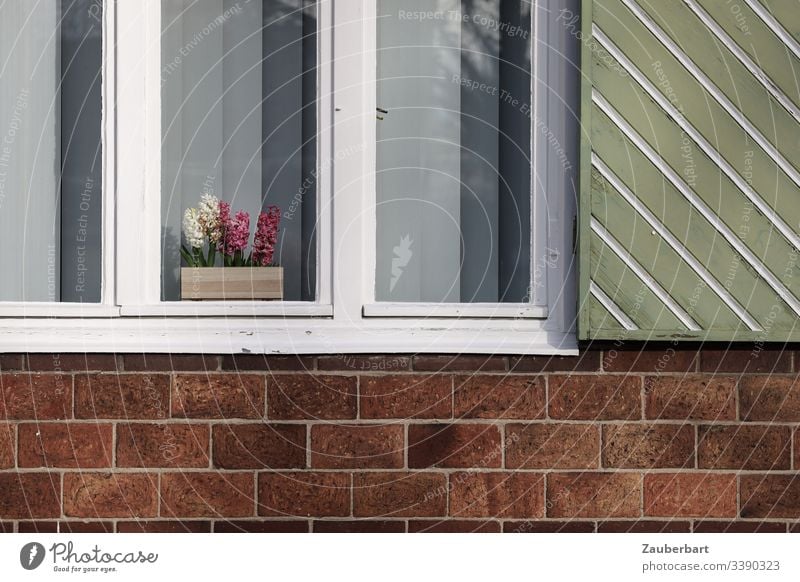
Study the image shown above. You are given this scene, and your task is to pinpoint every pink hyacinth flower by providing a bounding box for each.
[253,205,280,267]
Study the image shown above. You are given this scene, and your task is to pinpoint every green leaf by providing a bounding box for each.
[180,245,196,267]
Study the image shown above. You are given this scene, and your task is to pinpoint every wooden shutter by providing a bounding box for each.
[578,0,800,341]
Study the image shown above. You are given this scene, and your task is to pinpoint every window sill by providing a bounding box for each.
[0,317,577,355]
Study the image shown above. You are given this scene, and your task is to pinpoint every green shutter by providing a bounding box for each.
[579,0,800,341]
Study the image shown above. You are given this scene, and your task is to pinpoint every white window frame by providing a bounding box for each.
[0,0,577,355]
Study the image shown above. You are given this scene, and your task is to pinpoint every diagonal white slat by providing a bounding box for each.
[592,89,800,318]
[681,0,800,124]
[594,21,800,190]
[589,280,639,331]
[591,153,762,331]
[590,217,702,331]
[743,0,800,62]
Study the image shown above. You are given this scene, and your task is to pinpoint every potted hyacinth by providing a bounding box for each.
[180,194,283,300]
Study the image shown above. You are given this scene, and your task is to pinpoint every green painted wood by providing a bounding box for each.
[591,109,792,331]
[580,0,800,341]
[694,0,800,110]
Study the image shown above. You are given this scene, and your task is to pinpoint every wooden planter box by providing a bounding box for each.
[181,267,283,300]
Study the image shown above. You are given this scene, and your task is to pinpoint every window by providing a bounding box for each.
[0,0,104,305]
[2,0,577,354]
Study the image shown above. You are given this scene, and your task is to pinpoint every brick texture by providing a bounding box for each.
[644,474,737,518]
[258,472,350,517]
[117,423,210,468]
[76,374,169,419]
[18,423,112,468]
[408,424,502,469]
[360,375,451,419]
[267,375,356,420]
[1,346,800,531]
[645,376,736,420]
[505,423,599,469]
[311,425,403,469]
[63,473,158,518]
[549,375,641,420]
[454,376,546,419]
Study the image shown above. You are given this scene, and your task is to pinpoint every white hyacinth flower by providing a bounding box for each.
[182,207,205,248]
[198,193,221,244]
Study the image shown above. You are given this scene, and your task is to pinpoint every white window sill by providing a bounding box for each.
[0,317,577,355]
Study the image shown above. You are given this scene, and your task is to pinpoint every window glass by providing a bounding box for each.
[161,0,318,302]
[0,0,103,302]
[376,0,532,303]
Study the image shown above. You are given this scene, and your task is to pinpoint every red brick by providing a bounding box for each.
[28,354,119,372]
[548,473,640,518]
[117,521,211,533]
[645,376,736,420]
[509,352,601,373]
[313,520,405,533]
[644,473,736,518]
[58,521,115,533]
[740,376,800,421]
[63,473,157,518]
[503,521,596,533]
[354,472,446,517]
[698,425,791,470]
[602,424,694,469]
[161,472,254,518]
[318,356,411,372]
[268,375,356,420]
[360,375,451,419]
[18,423,112,468]
[17,520,116,533]
[172,374,264,419]
[741,475,800,518]
[213,424,304,469]
[16,522,57,533]
[409,519,500,533]
[0,423,13,468]
[413,355,507,372]
[221,355,315,371]
[454,376,546,420]
[549,375,641,420]
[122,354,218,372]
[0,354,25,371]
[0,373,71,420]
[408,424,501,469]
[0,473,61,518]
[506,423,599,469]
[75,374,169,419]
[603,346,697,373]
[699,346,790,373]
[450,472,544,519]
[117,423,209,468]
[258,472,350,517]
[796,429,799,470]
[311,424,403,469]
[214,520,308,533]
[597,520,691,533]
[693,521,787,533]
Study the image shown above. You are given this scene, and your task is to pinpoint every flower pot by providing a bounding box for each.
[180,267,283,300]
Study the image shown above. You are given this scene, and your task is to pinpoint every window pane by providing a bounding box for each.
[0,0,103,302]
[161,0,318,302]
[376,0,531,303]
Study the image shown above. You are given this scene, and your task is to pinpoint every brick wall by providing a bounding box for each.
[1,344,798,533]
